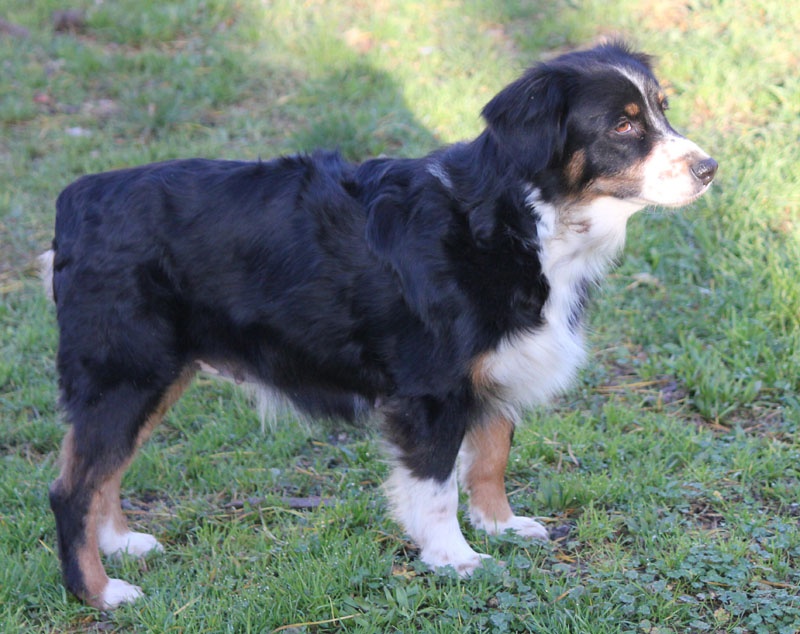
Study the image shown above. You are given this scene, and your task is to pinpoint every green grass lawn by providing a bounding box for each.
[2,0,799,631]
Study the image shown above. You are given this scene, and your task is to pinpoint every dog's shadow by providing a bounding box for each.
[286,62,440,162]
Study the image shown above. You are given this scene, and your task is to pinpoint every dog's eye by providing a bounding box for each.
[614,119,633,134]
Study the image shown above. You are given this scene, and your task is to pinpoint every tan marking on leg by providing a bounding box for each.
[136,366,197,449]
[56,366,197,607]
[95,366,196,548]
[77,490,111,608]
[96,470,129,538]
[462,416,514,526]
[55,426,77,491]
[52,427,114,601]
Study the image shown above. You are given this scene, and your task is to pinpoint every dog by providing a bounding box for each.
[42,42,717,609]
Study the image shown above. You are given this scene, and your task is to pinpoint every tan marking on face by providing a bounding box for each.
[572,132,714,210]
[462,417,515,525]
[624,102,641,117]
[584,166,644,200]
[564,149,587,189]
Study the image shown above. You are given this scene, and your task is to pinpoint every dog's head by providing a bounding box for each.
[482,42,717,208]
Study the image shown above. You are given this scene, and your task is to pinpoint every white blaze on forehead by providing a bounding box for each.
[612,64,671,135]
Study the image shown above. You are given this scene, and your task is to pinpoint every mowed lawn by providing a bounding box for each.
[1,0,799,632]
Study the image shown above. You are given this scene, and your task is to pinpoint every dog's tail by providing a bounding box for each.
[38,249,55,302]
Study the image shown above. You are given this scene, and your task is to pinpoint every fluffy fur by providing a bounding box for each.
[43,43,716,608]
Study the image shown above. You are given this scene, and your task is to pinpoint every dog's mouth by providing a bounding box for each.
[657,181,715,208]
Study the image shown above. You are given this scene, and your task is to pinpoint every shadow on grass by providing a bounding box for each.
[287,61,440,161]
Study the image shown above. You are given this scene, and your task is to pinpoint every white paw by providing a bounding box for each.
[120,531,164,557]
[99,528,164,558]
[499,515,550,540]
[476,515,550,541]
[385,467,492,578]
[421,546,491,577]
[100,578,143,609]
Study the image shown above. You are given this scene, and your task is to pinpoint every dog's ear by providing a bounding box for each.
[481,66,568,177]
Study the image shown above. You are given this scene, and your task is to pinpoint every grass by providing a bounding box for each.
[1,0,799,631]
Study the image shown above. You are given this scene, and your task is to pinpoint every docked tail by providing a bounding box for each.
[38,249,55,302]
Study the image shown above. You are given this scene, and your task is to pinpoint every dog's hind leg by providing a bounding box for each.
[95,469,163,559]
[95,368,195,561]
[459,415,549,540]
[49,367,195,609]
[50,426,143,609]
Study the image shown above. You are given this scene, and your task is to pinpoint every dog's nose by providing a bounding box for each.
[691,157,718,185]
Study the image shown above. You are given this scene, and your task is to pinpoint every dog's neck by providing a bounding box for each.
[527,187,642,285]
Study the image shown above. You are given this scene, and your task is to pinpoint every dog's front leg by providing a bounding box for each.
[459,415,549,540]
[384,462,489,575]
[381,392,490,575]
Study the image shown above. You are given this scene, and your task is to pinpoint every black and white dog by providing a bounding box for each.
[42,42,716,608]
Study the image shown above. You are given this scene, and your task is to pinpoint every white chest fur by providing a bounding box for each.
[482,192,643,410]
